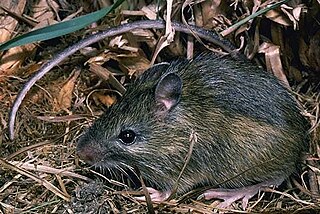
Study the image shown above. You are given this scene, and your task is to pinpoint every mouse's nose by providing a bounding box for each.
[76,133,103,164]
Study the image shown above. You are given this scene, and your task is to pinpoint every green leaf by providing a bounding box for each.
[221,0,291,36]
[0,0,125,51]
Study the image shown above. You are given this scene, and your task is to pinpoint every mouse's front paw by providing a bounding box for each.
[134,187,171,202]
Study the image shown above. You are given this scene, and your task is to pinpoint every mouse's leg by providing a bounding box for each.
[135,187,171,202]
[201,177,284,209]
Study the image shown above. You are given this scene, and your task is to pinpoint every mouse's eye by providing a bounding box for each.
[118,130,136,145]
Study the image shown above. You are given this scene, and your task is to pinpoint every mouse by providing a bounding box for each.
[76,52,309,209]
[6,18,309,209]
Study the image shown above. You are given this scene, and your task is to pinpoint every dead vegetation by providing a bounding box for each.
[0,0,320,213]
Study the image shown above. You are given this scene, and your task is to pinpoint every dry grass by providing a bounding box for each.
[0,0,320,213]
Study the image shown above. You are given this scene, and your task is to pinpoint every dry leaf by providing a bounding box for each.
[0,0,61,80]
[0,0,27,44]
[32,0,59,29]
[150,0,175,64]
[0,44,35,80]
[61,7,83,21]
[141,5,158,20]
[129,29,158,49]
[88,51,150,77]
[86,51,120,65]
[118,55,151,77]
[265,9,292,26]
[292,5,303,21]
[280,6,299,30]
[53,69,80,111]
[92,92,117,107]
[259,42,289,87]
[89,63,126,94]
[109,35,127,48]
[200,0,222,27]
[20,63,43,76]
[0,0,33,79]
[109,35,139,52]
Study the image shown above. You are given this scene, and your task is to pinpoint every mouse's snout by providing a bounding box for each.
[76,134,103,165]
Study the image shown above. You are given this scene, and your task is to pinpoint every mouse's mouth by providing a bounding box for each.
[88,161,145,188]
[86,160,170,193]
[89,159,135,176]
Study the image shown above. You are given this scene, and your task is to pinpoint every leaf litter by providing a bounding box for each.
[0,0,320,213]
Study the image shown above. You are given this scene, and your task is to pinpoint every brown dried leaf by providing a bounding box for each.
[0,0,61,80]
[19,63,43,76]
[92,92,117,107]
[88,51,150,77]
[109,35,128,48]
[280,6,299,30]
[0,44,36,80]
[259,42,289,87]
[200,0,221,27]
[86,51,118,65]
[141,5,158,20]
[246,24,260,60]
[265,9,292,26]
[89,63,126,94]
[129,29,158,49]
[26,87,47,105]
[109,35,139,52]
[53,69,80,112]
[292,5,303,21]
[150,0,175,64]
[32,0,59,29]
[61,7,83,21]
[0,0,27,44]
[0,0,32,78]
[118,55,151,77]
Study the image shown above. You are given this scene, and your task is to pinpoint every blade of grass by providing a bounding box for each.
[0,0,125,51]
[221,0,291,36]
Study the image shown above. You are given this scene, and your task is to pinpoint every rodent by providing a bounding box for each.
[76,52,309,207]
[8,20,236,140]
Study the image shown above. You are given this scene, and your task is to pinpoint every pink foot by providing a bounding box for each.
[135,187,171,202]
[201,178,284,209]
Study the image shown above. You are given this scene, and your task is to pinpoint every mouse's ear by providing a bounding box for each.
[155,73,182,114]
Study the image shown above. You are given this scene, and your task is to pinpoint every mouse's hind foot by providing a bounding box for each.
[200,177,284,210]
